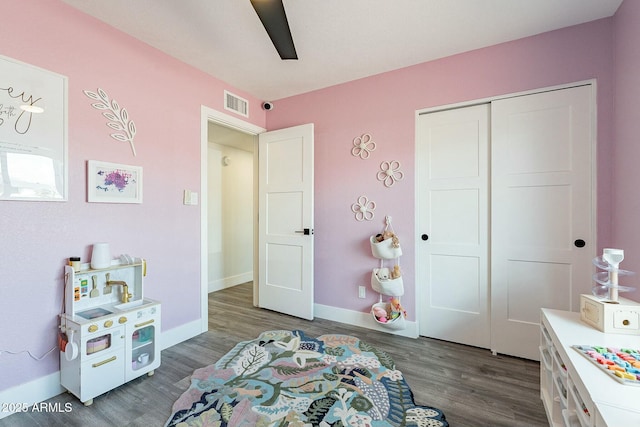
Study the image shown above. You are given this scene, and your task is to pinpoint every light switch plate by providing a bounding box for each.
[183,190,198,205]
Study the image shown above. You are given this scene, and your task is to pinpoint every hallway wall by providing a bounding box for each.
[207,127,254,292]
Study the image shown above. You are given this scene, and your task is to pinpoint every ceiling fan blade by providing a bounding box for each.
[250,0,298,60]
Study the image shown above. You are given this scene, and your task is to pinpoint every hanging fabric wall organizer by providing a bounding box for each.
[369,215,406,330]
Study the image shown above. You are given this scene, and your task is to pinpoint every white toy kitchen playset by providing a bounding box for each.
[59,247,160,406]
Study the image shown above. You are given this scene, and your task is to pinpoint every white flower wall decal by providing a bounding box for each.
[84,88,138,156]
[351,133,376,159]
[351,195,376,221]
[377,160,404,187]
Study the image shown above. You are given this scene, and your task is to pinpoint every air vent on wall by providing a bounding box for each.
[224,90,249,117]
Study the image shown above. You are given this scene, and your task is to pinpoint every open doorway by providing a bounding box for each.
[207,122,256,293]
[199,107,265,332]
[200,108,315,325]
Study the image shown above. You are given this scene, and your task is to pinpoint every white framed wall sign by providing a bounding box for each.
[0,54,68,201]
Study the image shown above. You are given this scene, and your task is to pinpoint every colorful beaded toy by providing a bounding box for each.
[573,345,640,386]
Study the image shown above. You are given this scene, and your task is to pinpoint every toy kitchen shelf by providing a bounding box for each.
[59,258,161,406]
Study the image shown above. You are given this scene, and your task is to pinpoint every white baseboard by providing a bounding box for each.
[208,272,253,293]
[0,320,205,420]
[160,318,205,350]
[314,303,418,339]
[0,371,65,420]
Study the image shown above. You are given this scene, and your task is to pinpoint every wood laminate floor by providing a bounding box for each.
[0,283,547,426]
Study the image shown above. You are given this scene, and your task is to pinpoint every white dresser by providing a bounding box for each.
[540,308,640,426]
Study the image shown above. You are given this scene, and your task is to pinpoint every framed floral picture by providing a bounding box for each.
[87,160,142,203]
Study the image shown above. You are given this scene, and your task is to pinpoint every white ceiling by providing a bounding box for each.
[61,0,623,101]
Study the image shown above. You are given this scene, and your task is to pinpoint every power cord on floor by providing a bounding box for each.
[0,346,58,361]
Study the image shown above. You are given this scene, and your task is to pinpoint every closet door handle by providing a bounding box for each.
[574,239,586,248]
[295,228,313,235]
[421,234,429,241]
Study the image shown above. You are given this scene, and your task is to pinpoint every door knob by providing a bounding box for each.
[574,239,586,248]
[421,234,429,241]
[295,228,314,235]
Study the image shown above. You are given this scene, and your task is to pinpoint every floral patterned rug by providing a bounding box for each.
[165,330,448,427]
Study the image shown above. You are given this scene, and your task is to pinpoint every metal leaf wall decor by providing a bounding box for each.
[84,88,138,156]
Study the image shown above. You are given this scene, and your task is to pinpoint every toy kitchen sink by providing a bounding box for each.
[59,258,161,406]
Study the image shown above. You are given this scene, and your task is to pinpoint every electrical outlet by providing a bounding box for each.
[358,286,366,299]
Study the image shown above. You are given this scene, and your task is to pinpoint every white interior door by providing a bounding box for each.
[491,85,594,360]
[417,104,490,348]
[258,123,314,320]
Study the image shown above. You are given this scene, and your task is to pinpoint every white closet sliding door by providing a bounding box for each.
[417,104,490,348]
[417,84,595,361]
[491,85,594,360]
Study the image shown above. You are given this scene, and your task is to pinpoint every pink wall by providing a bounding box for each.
[612,0,640,302]
[266,18,615,319]
[2,0,633,397]
[0,0,265,390]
